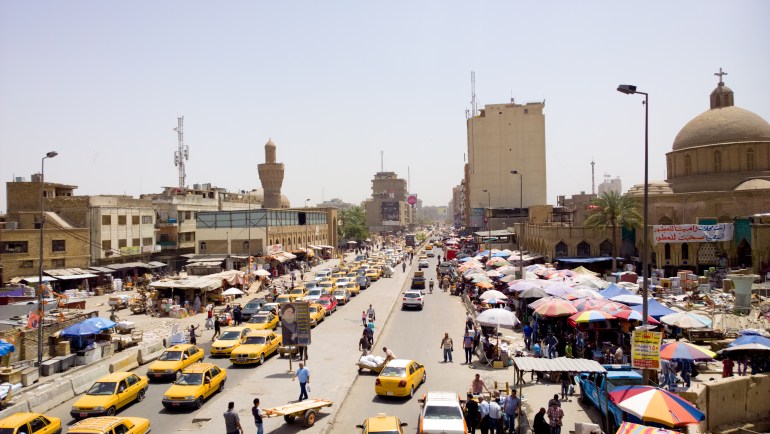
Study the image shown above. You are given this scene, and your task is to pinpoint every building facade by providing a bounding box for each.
[364,171,411,233]
[465,101,547,228]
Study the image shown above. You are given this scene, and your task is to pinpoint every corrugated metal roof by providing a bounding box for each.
[146,261,168,268]
[88,266,115,273]
[513,357,606,373]
[105,262,152,270]
[44,268,91,277]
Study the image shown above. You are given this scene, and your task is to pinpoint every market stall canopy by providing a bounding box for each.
[44,268,98,280]
[630,299,677,319]
[728,331,770,347]
[612,309,659,324]
[14,276,57,284]
[572,266,600,276]
[616,421,678,434]
[532,298,578,317]
[146,261,168,268]
[479,290,506,301]
[719,343,770,353]
[610,294,644,305]
[513,357,607,373]
[659,341,715,361]
[222,288,245,296]
[660,312,712,329]
[87,266,115,274]
[608,386,705,427]
[599,283,637,299]
[61,317,116,337]
[106,262,153,270]
[255,269,271,277]
[476,308,520,329]
[149,270,245,292]
[519,287,549,299]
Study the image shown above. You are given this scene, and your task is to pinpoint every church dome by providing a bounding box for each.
[672,106,770,151]
[733,179,770,191]
[627,180,673,197]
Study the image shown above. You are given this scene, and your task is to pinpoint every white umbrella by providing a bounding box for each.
[660,312,712,329]
[610,294,644,305]
[254,269,270,277]
[486,270,503,278]
[479,290,507,301]
[222,288,245,296]
[476,308,520,329]
[519,287,549,299]
[499,275,518,283]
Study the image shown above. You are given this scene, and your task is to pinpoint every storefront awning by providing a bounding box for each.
[88,266,115,274]
[44,268,97,280]
[106,262,152,270]
[146,261,168,268]
[17,276,57,283]
[54,273,98,280]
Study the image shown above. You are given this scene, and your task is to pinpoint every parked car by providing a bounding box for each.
[418,391,467,434]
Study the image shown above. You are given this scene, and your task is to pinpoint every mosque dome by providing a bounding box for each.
[672,106,770,151]
[733,179,770,191]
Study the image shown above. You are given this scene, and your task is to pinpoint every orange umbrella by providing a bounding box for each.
[475,282,494,289]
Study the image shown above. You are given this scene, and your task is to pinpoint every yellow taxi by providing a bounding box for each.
[345,272,358,280]
[318,280,337,293]
[288,287,307,301]
[66,416,149,434]
[365,269,380,282]
[424,243,433,250]
[210,325,254,356]
[70,372,148,419]
[0,413,61,434]
[247,312,279,330]
[146,344,205,381]
[308,303,326,327]
[374,359,426,398]
[332,272,346,280]
[229,330,282,365]
[356,414,407,434]
[162,363,226,410]
[341,281,360,296]
[275,294,293,305]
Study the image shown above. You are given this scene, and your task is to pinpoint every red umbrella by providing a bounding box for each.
[532,299,578,317]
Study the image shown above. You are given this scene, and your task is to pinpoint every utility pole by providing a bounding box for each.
[591,159,596,195]
[173,116,189,189]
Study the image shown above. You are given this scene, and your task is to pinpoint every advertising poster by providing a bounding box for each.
[381,201,400,226]
[653,224,733,244]
[631,330,662,369]
[281,302,312,346]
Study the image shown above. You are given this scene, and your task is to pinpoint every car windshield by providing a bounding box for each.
[219,331,241,340]
[318,299,330,305]
[243,336,266,345]
[175,373,203,385]
[86,381,117,395]
[290,289,304,295]
[308,290,322,296]
[0,428,16,434]
[404,293,420,299]
[277,296,291,302]
[379,367,406,377]
[245,301,261,309]
[309,307,319,313]
[158,350,183,361]
[250,315,269,323]
[319,282,333,288]
[424,405,463,419]
[333,290,346,296]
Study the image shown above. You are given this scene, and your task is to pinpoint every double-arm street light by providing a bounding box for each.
[482,189,491,253]
[511,170,524,279]
[38,151,58,368]
[617,84,650,384]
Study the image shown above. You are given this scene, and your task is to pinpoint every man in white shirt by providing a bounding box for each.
[479,396,490,434]
[489,397,503,434]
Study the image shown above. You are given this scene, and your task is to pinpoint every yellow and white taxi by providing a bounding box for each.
[375,359,426,398]
[70,372,148,419]
[308,303,326,327]
[288,287,307,301]
[342,281,361,296]
[229,330,282,365]
[365,269,380,282]
[67,417,149,434]
[247,312,279,330]
[275,294,293,305]
[0,413,61,434]
[210,325,253,356]
[162,363,226,410]
[356,414,408,434]
[146,344,205,381]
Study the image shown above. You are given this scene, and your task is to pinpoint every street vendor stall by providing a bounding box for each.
[148,270,246,317]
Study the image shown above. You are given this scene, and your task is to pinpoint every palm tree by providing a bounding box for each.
[584,191,642,272]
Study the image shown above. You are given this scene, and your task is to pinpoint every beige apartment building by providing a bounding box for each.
[364,171,411,233]
[465,100,547,228]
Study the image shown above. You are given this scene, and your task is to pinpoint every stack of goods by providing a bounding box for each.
[358,354,385,368]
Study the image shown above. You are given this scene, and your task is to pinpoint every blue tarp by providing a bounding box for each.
[555,257,622,264]
[492,252,511,258]
[0,340,15,357]
[61,317,116,337]
[729,333,770,347]
[599,283,636,299]
[630,298,677,319]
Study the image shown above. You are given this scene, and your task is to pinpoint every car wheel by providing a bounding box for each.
[107,406,116,416]
[195,397,203,409]
[137,390,145,402]
[259,353,265,365]
[409,385,415,398]
[422,371,427,384]
[219,380,226,392]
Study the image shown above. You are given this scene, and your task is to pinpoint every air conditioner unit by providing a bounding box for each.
[6,222,19,230]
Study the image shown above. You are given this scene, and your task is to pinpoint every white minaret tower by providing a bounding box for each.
[173,116,189,189]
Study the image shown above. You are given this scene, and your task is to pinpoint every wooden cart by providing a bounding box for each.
[356,357,389,374]
[264,398,333,427]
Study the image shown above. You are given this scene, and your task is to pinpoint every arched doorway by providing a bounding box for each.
[599,239,613,257]
[555,241,568,257]
[736,239,752,268]
[577,241,591,257]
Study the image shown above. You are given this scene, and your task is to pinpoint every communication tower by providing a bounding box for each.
[173,116,189,189]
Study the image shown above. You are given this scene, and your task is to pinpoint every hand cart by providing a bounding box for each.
[264,398,333,427]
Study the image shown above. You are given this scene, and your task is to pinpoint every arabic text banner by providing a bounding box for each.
[653,223,733,245]
[631,330,662,370]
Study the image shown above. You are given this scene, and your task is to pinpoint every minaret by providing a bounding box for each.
[257,138,285,209]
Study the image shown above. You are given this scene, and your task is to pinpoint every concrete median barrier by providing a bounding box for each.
[108,353,139,373]
[69,364,111,395]
[138,340,165,364]
[0,401,30,420]
[27,379,75,413]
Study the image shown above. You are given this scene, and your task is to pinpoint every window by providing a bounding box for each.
[684,154,692,176]
[200,241,207,251]
[113,424,129,434]
[747,148,755,170]
[132,216,139,225]
[0,241,28,254]
[20,260,33,268]
[682,243,689,260]
[142,215,153,224]
[29,417,48,434]
[243,241,250,250]
[102,240,111,251]
[713,151,722,173]
[664,243,671,260]
[52,259,65,267]
[102,215,111,225]
[577,241,591,257]
[142,237,152,246]
[118,215,127,225]
[118,239,127,248]
[185,211,192,220]
[132,238,139,246]
[52,240,66,252]
[555,241,568,257]
[126,374,139,386]
[599,240,613,256]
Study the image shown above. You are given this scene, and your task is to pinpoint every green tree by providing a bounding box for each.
[338,206,369,242]
[583,191,642,272]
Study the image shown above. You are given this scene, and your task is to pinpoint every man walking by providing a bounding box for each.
[488,396,503,434]
[479,396,490,434]
[223,402,243,434]
[293,362,310,401]
[367,304,376,322]
[503,390,520,434]
[464,393,480,434]
[463,331,474,364]
[252,398,265,434]
[441,332,454,363]
[523,323,533,350]
[547,400,564,434]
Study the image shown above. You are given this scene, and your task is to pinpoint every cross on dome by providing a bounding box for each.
[715,67,728,86]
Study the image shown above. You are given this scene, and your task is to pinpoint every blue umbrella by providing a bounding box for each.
[0,340,15,357]
[492,251,511,257]
[728,333,770,348]
[61,317,116,337]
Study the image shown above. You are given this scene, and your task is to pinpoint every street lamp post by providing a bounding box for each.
[617,84,650,383]
[511,170,524,279]
[482,189,491,253]
[304,199,310,263]
[38,151,58,369]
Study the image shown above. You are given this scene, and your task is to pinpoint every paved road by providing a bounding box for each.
[330,248,478,432]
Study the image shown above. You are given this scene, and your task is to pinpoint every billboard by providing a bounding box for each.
[381,201,401,226]
[653,224,734,244]
[631,330,662,369]
[267,244,284,255]
[281,302,312,346]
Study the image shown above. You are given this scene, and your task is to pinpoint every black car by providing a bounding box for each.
[356,275,371,289]
[240,298,266,321]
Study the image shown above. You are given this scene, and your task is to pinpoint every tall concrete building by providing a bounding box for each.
[257,139,287,209]
[597,175,622,196]
[364,172,410,233]
[465,100,547,227]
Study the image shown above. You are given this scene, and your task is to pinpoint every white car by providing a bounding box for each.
[418,259,430,269]
[418,391,467,434]
[401,290,424,310]
[303,288,325,302]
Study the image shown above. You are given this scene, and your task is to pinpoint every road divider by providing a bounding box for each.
[137,340,165,364]
[69,364,110,395]
[108,353,139,373]
[27,379,75,412]
[0,401,30,420]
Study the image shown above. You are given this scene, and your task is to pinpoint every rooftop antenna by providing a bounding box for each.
[173,116,189,189]
[591,158,595,195]
[471,71,477,117]
[380,150,384,172]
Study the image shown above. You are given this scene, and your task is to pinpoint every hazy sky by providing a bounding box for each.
[2,1,769,213]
